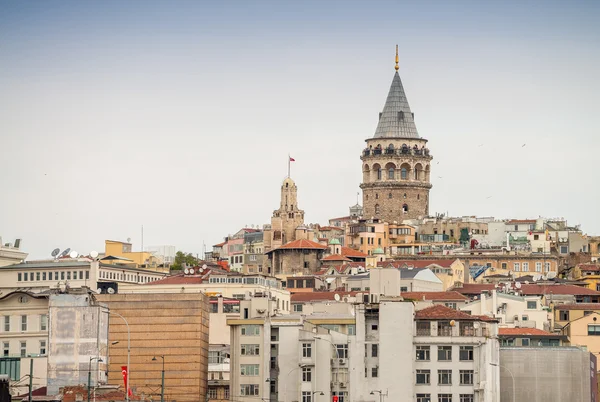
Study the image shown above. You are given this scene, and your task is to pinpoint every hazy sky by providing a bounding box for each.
[1,0,599,259]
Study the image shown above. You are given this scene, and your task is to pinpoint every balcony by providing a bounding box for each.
[362,147,431,158]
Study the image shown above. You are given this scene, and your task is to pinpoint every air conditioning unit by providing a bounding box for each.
[339,382,346,388]
[339,359,346,365]
[490,267,496,271]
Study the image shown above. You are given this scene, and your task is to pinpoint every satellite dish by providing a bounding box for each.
[532,276,538,282]
[96,288,102,294]
[525,281,530,284]
[450,320,456,327]
[90,251,99,259]
[69,251,79,259]
[202,264,207,270]
[334,294,341,302]
[548,272,557,279]
[515,282,522,289]
[59,248,71,258]
[189,268,195,275]
[107,287,115,294]
[184,268,190,274]
[51,248,60,257]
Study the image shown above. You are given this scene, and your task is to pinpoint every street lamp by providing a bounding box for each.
[152,355,165,402]
[370,389,388,402]
[312,391,324,401]
[490,363,515,402]
[94,341,119,402]
[88,357,103,402]
[284,364,308,402]
[107,311,131,402]
[314,336,340,402]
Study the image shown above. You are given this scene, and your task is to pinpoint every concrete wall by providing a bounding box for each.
[500,347,592,402]
[47,292,108,395]
[97,293,209,402]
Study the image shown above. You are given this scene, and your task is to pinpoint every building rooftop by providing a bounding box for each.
[340,246,368,259]
[380,259,458,269]
[452,283,600,296]
[554,303,600,310]
[291,291,365,303]
[498,328,558,337]
[322,254,352,262]
[373,71,419,139]
[415,304,497,322]
[402,291,468,302]
[267,239,328,253]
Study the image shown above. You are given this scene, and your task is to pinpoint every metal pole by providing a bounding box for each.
[491,363,515,402]
[109,311,130,402]
[28,358,33,402]
[161,357,165,402]
[314,337,340,402]
[88,358,92,402]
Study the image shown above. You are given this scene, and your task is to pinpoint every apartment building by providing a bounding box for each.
[0,237,27,267]
[227,269,500,402]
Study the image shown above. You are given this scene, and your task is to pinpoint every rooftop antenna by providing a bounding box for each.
[141,225,144,252]
[51,248,61,258]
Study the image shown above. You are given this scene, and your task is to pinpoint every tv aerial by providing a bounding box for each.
[51,248,60,258]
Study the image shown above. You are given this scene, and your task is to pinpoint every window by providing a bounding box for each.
[42,272,46,281]
[240,364,259,376]
[207,388,217,399]
[514,263,520,272]
[439,395,452,402]
[401,168,408,180]
[86,271,89,280]
[40,315,47,331]
[73,271,78,280]
[371,323,378,331]
[377,169,382,180]
[375,204,380,214]
[527,301,537,309]
[416,321,430,336]
[20,341,26,357]
[545,262,551,272]
[224,388,229,399]
[210,303,218,313]
[560,246,568,254]
[302,367,312,382]
[208,351,224,364]
[438,369,452,385]
[438,321,452,336]
[372,344,378,357]
[417,395,431,402]
[460,395,473,402]
[402,204,409,213]
[40,340,46,355]
[460,370,474,385]
[501,338,515,346]
[21,315,27,331]
[388,168,394,180]
[588,325,600,335]
[240,384,259,396]
[388,193,392,199]
[302,343,312,358]
[348,325,356,335]
[444,302,457,310]
[302,391,312,402]
[66,271,71,280]
[559,311,569,321]
[4,316,9,332]
[335,344,349,358]
[521,338,530,346]
[460,322,474,336]
[371,366,378,377]
[459,346,473,361]
[36,272,40,281]
[241,344,260,355]
[18,273,22,281]
[501,262,507,269]
[24,272,28,281]
[241,325,260,336]
[522,262,529,272]
[535,262,542,272]
[416,346,430,361]
[416,369,430,384]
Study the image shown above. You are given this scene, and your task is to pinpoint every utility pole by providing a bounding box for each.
[28,358,33,402]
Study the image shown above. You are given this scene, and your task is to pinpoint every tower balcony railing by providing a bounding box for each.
[363,147,430,157]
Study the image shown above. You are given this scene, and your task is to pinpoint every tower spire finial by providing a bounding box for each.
[395,45,399,71]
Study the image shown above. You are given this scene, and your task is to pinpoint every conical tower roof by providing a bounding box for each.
[373,70,419,139]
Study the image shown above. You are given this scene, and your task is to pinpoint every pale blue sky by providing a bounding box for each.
[1,0,599,258]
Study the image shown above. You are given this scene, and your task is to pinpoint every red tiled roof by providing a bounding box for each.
[322,254,352,262]
[554,303,600,310]
[291,291,365,302]
[507,219,537,224]
[275,239,328,251]
[380,259,458,269]
[314,269,327,275]
[415,305,497,322]
[579,264,600,271]
[498,328,557,336]
[402,291,468,302]
[340,246,368,258]
[213,242,226,247]
[452,283,600,296]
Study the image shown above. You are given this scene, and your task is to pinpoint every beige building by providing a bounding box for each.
[360,53,433,222]
[345,219,389,257]
[560,311,600,357]
[0,237,27,267]
[97,293,210,402]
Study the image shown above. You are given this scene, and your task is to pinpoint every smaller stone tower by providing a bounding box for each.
[267,177,305,250]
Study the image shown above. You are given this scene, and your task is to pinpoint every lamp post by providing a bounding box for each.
[370,390,388,402]
[94,341,119,402]
[88,357,103,402]
[314,336,340,402]
[490,363,515,402]
[107,311,130,402]
[284,364,307,402]
[152,355,165,402]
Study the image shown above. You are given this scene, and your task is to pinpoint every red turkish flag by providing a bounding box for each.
[289,157,295,162]
[121,366,133,397]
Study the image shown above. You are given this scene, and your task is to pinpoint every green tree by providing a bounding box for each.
[171,251,200,271]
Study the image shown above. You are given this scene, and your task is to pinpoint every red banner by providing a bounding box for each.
[121,366,133,397]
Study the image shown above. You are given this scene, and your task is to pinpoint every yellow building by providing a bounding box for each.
[345,219,389,257]
[572,264,600,292]
[559,310,600,357]
[104,240,164,271]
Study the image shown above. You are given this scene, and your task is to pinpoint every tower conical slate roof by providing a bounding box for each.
[373,71,419,139]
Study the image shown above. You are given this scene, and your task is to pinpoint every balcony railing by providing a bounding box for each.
[363,147,431,158]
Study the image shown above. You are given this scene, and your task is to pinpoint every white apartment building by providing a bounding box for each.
[0,237,27,267]
[227,269,500,402]
[460,290,550,331]
[0,259,166,294]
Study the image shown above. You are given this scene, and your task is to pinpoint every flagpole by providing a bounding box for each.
[288,154,290,178]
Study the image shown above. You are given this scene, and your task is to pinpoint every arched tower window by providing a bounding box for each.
[414,163,423,181]
[388,168,395,179]
[385,162,396,180]
[402,204,409,214]
[401,168,408,180]
[388,193,392,199]
[375,204,380,214]
[377,168,383,180]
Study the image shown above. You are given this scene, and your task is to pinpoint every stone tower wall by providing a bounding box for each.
[360,138,432,222]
